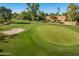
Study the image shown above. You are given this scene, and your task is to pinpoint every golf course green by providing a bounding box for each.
[37,25,79,46]
[0,23,79,56]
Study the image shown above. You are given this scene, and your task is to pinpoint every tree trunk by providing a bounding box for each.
[30,13,34,21]
[31,15,34,21]
[71,19,73,25]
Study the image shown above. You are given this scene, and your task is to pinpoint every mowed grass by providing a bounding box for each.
[37,25,79,46]
[0,23,79,56]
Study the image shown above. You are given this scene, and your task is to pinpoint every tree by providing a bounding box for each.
[38,11,46,21]
[0,6,12,22]
[16,11,31,20]
[63,13,67,15]
[12,12,18,19]
[20,10,27,20]
[74,14,79,22]
[57,7,60,15]
[26,3,40,21]
[67,3,79,24]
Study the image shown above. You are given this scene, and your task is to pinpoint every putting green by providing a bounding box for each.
[37,25,79,46]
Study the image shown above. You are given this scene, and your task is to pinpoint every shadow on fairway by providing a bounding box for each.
[13,22,31,24]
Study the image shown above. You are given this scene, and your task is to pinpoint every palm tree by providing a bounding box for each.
[67,3,79,25]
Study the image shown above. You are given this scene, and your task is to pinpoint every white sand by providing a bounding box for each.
[2,28,25,35]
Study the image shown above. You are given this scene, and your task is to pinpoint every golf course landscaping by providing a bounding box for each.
[0,22,79,56]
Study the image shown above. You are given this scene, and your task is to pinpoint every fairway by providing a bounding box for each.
[1,23,79,56]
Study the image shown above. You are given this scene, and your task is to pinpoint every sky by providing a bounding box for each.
[0,3,79,14]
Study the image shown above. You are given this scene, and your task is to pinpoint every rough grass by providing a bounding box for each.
[0,23,79,56]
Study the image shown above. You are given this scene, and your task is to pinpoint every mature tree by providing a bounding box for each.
[74,14,79,22]
[38,11,46,21]
[17,11,32,20]
[67,3,79,24]
[12,12,18,19]
[20,10,27,20]
[26,3,40,21]
[0,6,12,22]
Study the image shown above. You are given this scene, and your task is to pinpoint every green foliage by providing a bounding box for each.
[62,12,67,16]
[73,14,79,21]
[12,12,18,19]
[38,11,46,22]
[15,11,32,21]
[26,3,40,21]
[21,11,27,20]
[67,4,79,21]
[17,11,27,20]
[0,6,12,22]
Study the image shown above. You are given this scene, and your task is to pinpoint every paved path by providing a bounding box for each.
[2,28,25,35]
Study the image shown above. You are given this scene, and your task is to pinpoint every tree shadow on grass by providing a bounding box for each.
[0,33,18,43]
[13,22,31,24]
[0,34,16,56]
[0,52,11,56]
[0,32,18,56]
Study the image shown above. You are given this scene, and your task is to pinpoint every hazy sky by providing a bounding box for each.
[0,3,79,14]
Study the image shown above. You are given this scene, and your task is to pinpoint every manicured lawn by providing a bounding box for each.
[0,23,79,56]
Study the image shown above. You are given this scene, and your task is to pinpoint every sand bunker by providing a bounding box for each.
[2,28,25,35]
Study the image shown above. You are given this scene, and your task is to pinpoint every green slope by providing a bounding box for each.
[0,24,79,56]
